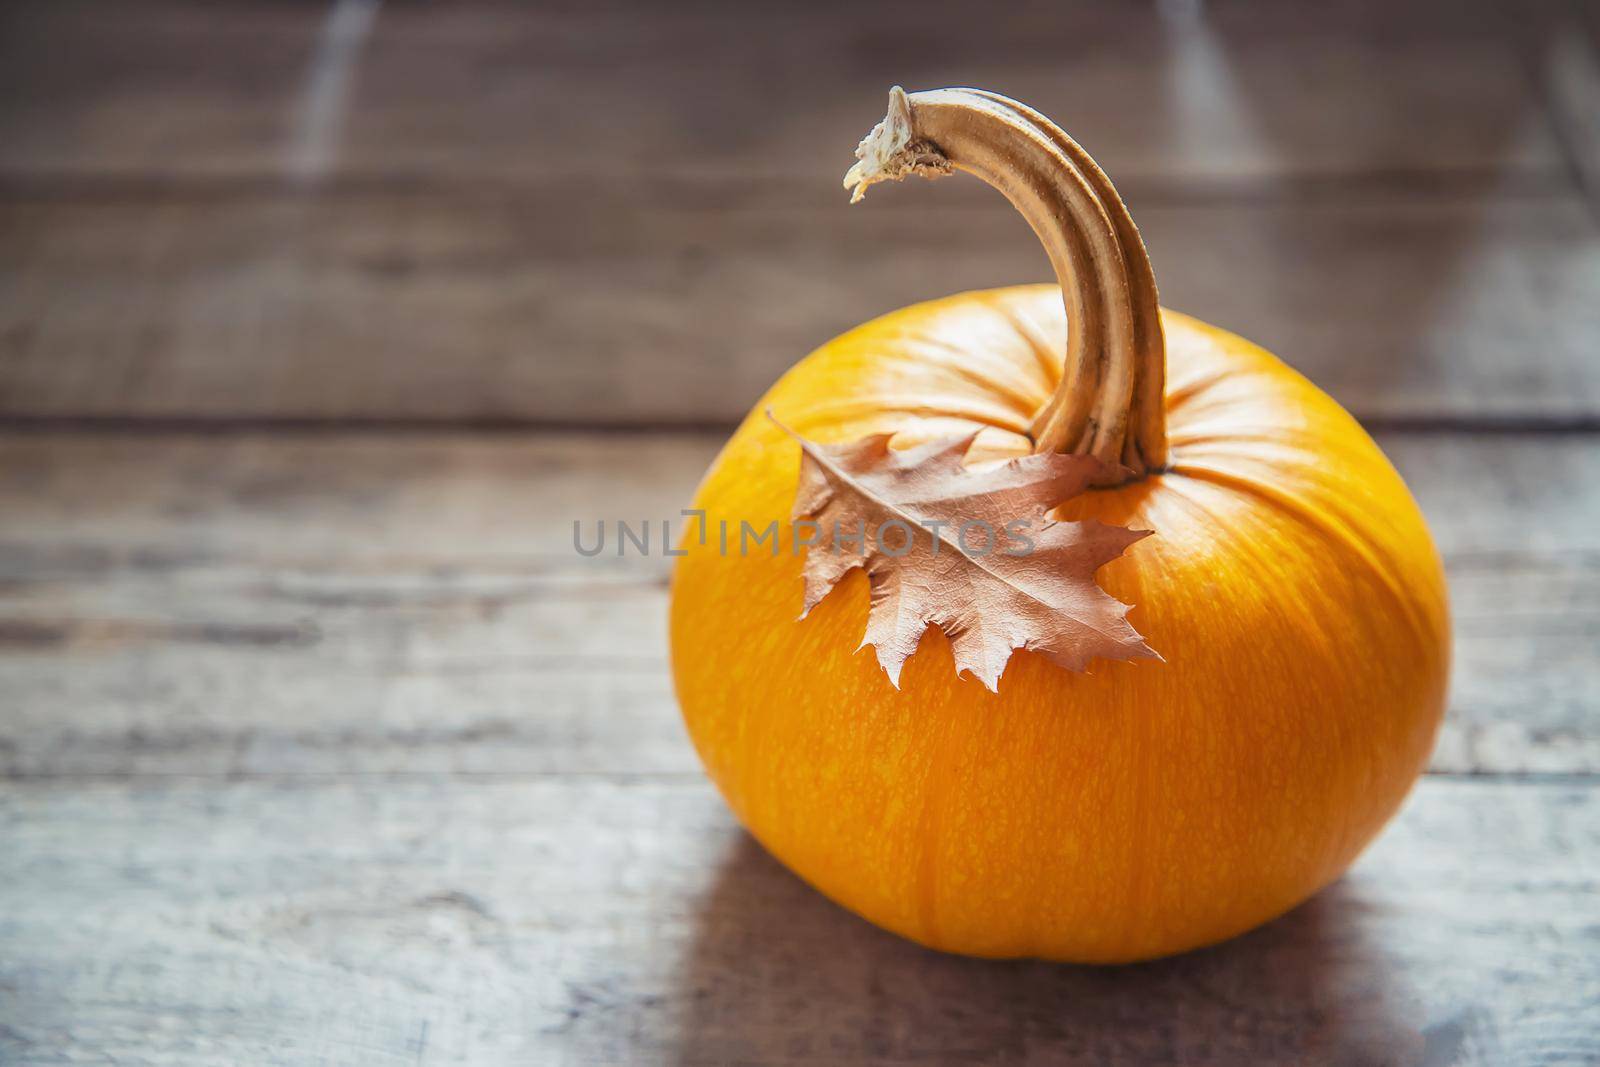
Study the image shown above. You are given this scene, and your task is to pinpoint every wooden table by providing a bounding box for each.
[2,2,1598,1063]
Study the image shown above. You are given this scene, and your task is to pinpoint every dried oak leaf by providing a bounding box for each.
[780,419,1158,691]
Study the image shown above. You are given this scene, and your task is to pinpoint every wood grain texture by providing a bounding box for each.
[2,0,1596,424]
[0,0,1565,187]
[3,188,1599,423]
[1521,0,1600,214]
[1,430,1596,778]
[0,776,1595,1066]
[1,2,1595,1061]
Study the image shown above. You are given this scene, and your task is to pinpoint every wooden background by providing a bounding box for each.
[2,1,1599,1064]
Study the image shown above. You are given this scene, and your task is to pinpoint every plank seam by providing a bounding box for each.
[1,415,1598,437]
[0,769,1595,785]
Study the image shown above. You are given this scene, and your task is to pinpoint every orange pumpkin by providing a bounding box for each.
[669,88,1449,962]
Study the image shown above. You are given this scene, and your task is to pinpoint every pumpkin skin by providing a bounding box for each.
[669,284,1449,963]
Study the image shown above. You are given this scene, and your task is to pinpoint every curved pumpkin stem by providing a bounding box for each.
[844,87,1167,479]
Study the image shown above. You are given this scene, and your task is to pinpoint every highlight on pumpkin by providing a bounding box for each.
[669,86,1450,963]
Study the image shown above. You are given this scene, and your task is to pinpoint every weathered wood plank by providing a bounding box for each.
[0,0,1565,187]
[2,1,1591,422]
[1,431,1596,777]
[0,776,1594,1065]
[3,189,1599,423]
[1518,0,1600,216]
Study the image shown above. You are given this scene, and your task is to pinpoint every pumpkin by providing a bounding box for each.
[669,87,1449,963]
